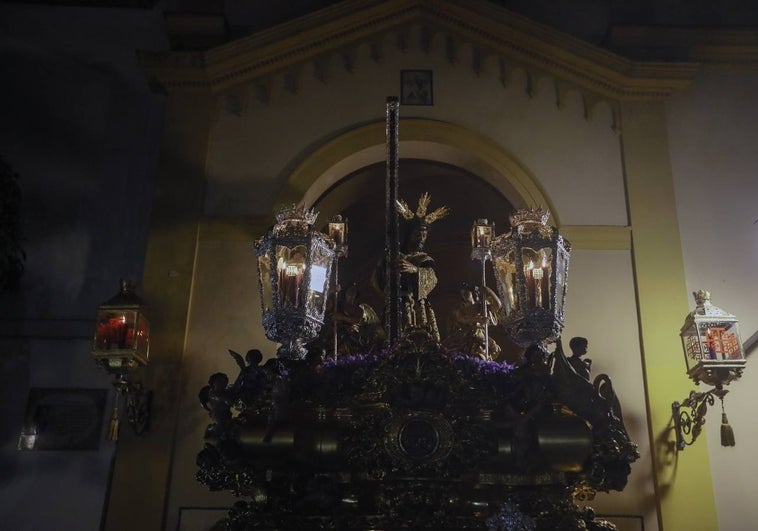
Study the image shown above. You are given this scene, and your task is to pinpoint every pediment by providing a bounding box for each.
[142,0,697,101]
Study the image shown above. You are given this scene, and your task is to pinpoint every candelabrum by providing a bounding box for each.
[471,219,495,360]
[328,215,348,360]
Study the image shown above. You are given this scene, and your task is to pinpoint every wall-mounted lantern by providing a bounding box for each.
[673,290,746,450]
[92,279,152,440]
[491,208,571,348]
[255,205,336,359]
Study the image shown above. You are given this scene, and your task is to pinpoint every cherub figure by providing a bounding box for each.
[228,348,264,404]
[332,283,384,356]
[199,372,233,426]
[567,336,592,380]
[443,283,502,360]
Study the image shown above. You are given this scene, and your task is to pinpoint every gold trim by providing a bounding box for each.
[199,218,632,253]
[140,0,697,100]
[610,26,758,70]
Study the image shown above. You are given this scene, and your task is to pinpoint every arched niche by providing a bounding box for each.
[308,158,526,363]
[276,118,560,227]
[271,118,561,363]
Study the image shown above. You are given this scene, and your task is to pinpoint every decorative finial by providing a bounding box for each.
[119,278,135,294]
[275,204,318,226]
[509,207,551,228]
[693,290,711,306]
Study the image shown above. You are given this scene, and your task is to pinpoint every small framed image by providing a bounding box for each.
[401,70,433,105]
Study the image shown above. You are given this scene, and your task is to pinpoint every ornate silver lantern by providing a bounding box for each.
[491,208,570,347]
[680,290,745,387]
[255,204,336,359]
[471,219,495,360]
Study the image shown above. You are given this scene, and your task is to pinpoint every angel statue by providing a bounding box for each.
[332,283,384,356]
[443,282,503,360]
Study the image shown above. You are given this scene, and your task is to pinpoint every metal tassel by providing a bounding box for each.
[720,411,736,447]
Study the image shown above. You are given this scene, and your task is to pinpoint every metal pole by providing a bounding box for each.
[333,259,339,360]
[481,255,490,361]
[385,97,401,346]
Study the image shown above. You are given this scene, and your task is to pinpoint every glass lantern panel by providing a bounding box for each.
[95,309,137,351]
[472,224,493,248]
[494,250,518,316]
[135,316,150,359]
[698,322,743,361]
[681,325,700,372]
[276,244,307,308]
[306,243,332,317]
[554,248,567,313]
[258,254,273,312]
[521,247,552,310]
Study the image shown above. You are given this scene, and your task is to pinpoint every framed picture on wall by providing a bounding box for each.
[401,70,433,105]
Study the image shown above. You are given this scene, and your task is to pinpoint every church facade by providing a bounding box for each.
[1,1,756,530]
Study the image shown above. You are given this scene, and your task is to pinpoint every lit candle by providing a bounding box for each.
[477,226,489,248]
[330,225,344,246]
[524,260,535,307]
[103,315,129,349]
[284,263,303,306]
[532,266,543,307]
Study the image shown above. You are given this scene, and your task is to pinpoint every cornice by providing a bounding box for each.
[139,0,698,100]
[610,26,758,70]
[198,217,631,251]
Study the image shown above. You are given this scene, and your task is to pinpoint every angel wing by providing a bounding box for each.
[359,303,381,324]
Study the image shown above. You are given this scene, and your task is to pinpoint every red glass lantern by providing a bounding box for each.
[92,279,150,374]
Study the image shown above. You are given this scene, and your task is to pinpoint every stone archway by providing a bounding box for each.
[275,118,561,227]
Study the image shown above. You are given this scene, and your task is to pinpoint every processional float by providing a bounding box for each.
[196,98,639,530]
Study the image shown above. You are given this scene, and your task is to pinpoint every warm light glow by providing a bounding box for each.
[476,225,491,247]
[329,223,345,245]
[705,327,741,360]
[277,259,305,306]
